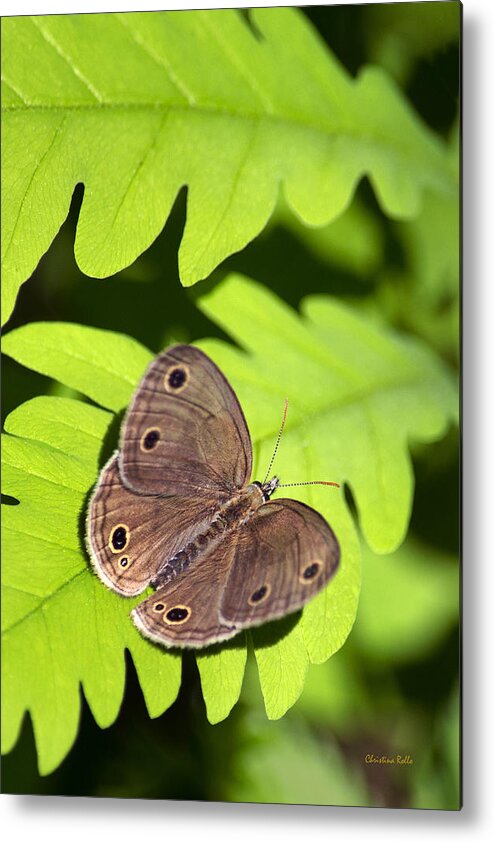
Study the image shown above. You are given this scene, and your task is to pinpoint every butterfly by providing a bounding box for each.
[86,345,340,648]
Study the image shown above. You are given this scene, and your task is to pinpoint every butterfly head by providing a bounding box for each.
[256,476,280,502]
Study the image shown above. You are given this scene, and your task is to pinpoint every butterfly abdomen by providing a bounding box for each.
[151,485,263,589]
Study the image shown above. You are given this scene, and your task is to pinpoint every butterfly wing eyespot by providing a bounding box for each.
[164,363,190,394]
[140,427,161,452]
[109,523,130,554]
[299,561,323,584]
[248,584,271,605]
[164,605,191,624]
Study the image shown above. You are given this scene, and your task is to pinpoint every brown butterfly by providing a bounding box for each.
[86,345,340,648]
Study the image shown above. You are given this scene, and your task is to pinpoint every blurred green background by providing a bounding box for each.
[1,3,460,808]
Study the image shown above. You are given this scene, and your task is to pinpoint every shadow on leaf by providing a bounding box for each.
[251,612,302,650]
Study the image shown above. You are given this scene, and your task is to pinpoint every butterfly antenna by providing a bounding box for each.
[263,398,289,484]
[278,480,340,489]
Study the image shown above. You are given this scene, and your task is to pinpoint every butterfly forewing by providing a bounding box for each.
[119,345,252,496]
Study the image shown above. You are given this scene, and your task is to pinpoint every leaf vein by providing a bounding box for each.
[3,114,66,268]
[3,570,87,635]
[1,74,31,105]
[1,102,452,190]
[3,523,82,553]
[253,372,444,447]
[199,12,274,114]
[4,583,44,600]
[108,110,171,232]
[114,13,196,106]
[192,120,264,270]
[31,17,104,104]
[3,457,86,494]
[3,336,138,393]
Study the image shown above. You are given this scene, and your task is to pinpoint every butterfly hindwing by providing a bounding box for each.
[129,498,340,647]
[87,455,221,596]
[131,534,240,648]
[219,499,340,629]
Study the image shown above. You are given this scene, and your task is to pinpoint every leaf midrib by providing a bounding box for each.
[251,369,446,449]
[1,100,452,185]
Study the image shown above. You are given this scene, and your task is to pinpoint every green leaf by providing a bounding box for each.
[1,274,457,769]
[196,637,247,725]
[1,398,181,775]
[2,8,455,325]
[252,619,309,720]
[2,323,153,412]
[354,538,459,662]
[4,395,112,467]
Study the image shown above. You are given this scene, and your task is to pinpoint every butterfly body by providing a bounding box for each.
[151,481,267,589]
[87,345,340,649]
